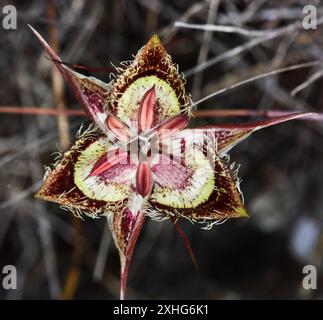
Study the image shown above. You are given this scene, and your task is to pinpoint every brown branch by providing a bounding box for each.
[0,106,85,116]
[2,106,323,120]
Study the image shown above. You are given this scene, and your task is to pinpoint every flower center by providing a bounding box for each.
[89,86,189,199]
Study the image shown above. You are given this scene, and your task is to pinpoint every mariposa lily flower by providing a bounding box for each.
[30,25,321,299]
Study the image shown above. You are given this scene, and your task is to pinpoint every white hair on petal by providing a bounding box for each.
[200,218,229,230]
[60,205,85,220]
[76,122,100,140]
[145,207,171,222]
[43,165,52,181]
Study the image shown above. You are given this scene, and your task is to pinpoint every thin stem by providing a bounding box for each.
[1,106,323,120]
[184,16,323,78]
[175,21,278,37]
[191,0,220,100]
[190,61,322,109]
[171,217,198,270]
[291,68,323,96]
[0,106,85,116]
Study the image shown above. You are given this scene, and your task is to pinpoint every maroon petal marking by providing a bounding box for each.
[82,87,105,114]
[158,114,189,140]
[121,208,136,241]
[136,162,153,197]
[89,148,128,177]
[151,155,189,190]
[138,85,156,132]
[106,115,131,142]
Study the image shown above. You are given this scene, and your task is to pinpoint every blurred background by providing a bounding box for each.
[0,0,323,299]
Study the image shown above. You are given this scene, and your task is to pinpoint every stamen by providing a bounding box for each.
[138,85,156,132]
[106,115,131,142]
[88,148,128,177]
[157,115,189,140]
[136,162,153,197]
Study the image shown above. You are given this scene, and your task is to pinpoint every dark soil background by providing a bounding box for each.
[0,0,322,299]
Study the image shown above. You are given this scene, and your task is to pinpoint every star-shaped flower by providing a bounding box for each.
[30,26,320,299]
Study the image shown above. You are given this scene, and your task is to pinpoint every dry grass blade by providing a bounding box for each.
[175,21,279,37]
[191,61,322,108]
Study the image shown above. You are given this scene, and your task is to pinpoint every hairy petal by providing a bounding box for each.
[36,135,136,216]
[110,34,192,126]
[29,25,111,133]
[149,149,247,221]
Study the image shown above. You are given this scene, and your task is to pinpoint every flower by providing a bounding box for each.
[30,25,320,299]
